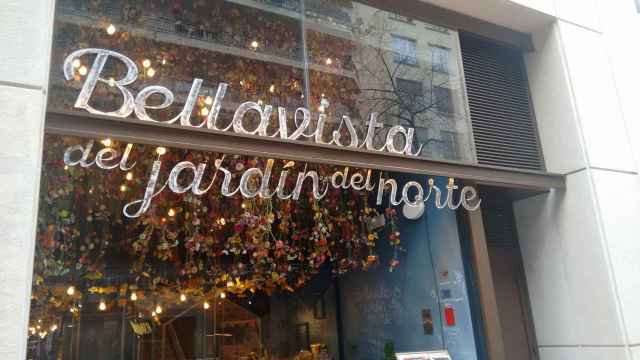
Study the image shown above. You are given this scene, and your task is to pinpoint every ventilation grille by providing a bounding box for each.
[460,33,544,170]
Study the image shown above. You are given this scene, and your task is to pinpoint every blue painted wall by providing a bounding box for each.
[337,176,478,360]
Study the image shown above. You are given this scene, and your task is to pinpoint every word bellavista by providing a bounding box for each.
[63,141,481,219]
[63,48,422,156]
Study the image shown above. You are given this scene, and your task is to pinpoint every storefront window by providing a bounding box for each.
[27,135,478,359]
[34,1,482,359]
[48,0,474,163]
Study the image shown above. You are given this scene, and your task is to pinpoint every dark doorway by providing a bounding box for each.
[480,187,539,360]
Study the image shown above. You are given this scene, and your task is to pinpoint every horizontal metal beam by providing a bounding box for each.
[45,111,565,191]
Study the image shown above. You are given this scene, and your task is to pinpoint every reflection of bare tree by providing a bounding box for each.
[357,47,452,127]
[349,12,457,154]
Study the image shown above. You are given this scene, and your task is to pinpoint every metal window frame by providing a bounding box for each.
[45,110,564,191]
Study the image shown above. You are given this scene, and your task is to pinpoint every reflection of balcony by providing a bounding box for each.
[49,74,304,113]
[56,3,356,80]
[304,0,352,29]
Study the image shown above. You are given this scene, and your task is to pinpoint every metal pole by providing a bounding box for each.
[74,309,81,360]
[161,325,166,360]
[120,305,126,359]
[300,0,310,109]
[212,298,217,359]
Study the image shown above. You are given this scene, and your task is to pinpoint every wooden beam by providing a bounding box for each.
[45,111,565,191]
[466,205,507,360]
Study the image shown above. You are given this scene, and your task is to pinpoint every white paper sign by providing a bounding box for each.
[395,350,452,360]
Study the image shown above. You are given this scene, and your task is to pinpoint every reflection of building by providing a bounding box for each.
[52,0,472,162]
[345,3,472,160]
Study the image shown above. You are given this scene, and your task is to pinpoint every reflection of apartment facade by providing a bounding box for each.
[348,3,471,160]
[52,0,472,162]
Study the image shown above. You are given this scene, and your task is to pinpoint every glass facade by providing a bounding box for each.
[49,0,474,163]
[29,1,483,359]
[27,135,478,359]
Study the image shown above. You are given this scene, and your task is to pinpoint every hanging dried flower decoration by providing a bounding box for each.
[29,135,404,332]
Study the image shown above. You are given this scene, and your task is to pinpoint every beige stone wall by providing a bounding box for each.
[0,1,54,359]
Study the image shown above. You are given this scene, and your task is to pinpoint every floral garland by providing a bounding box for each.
[28,135,402,338]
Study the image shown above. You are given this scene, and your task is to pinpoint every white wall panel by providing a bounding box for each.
[557,21,636,172]
[555,0,601,31]
[538,346,579,360]
[508,0,556,16]
[514,170,624,346]
[525,23,586,174]
[0,1,54,88]
[592,169,640,344]
[0,1,53,359]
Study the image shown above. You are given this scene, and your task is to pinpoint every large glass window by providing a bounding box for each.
[33,1,482,359]
[48,0,475,163]
[27,135,479,359]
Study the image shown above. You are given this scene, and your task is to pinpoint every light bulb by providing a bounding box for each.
[98,300,107,311]
[203,301,210,309]
[101,138,112,147]
[200,107,210,117]
[130,292,137,301]
[156,147,167,156]
[180,293,187,302]
[126,172,133,181]
[151,311,156,317]
[72,59,81,68]
[142,59,151,68]
[250,40,259,49]
[168,208,176,217]
[50,324,58,332]
[106,24,116,35]
[325,58,333,65]
[269,84,275,93]
[205,96,213,105]
[146,68,156,78]
[120,185,127,192]
[220,292,226,299]
[78,66,88,76]
[66,286,75,296]
[155,305,162,314]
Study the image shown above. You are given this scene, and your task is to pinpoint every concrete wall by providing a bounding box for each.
[514,1,640,360]
[0,1,54,359]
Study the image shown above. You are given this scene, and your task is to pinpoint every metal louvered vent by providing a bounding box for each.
[460,33,544,170]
